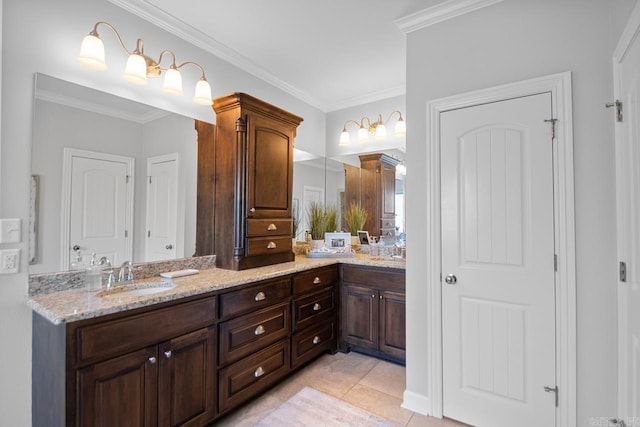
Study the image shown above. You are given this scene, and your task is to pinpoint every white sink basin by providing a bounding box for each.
[96,281,176,298]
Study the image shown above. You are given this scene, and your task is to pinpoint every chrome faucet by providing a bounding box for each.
[118,260,134,284]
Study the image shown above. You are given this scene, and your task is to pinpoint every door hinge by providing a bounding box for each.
[554,254,558,272]
[148,176,152,184]
[125,175,130,184]
[544,118,557,139]
[543,385,558,407]
[610,419,627,427]
[606,100,623,122]
[124,230,128,238]
[439,272,442,283]
[619,261,627,282]
[147,230,151,238]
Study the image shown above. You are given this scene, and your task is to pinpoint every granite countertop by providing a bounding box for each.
[26,254,404,325]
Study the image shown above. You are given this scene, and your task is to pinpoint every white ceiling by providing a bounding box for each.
[112,0,445,111]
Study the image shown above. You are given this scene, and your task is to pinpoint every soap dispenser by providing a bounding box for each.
[70,250,86,271]
[84,253,103,292]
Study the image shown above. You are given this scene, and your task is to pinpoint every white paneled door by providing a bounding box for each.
[145,153,179,262]
[614,3,640,422]
[441,93,557,427]
[66,149,133,268]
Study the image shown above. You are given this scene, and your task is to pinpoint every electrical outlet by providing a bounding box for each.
[0,249,20,274]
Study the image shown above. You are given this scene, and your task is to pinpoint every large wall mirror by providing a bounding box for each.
[30,73,205,274]
[30,73,405,275]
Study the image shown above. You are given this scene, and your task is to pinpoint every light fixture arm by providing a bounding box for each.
[176,60,209,80]
[381,110,404,126]
[90,21,135,56]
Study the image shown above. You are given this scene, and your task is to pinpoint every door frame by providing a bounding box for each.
[613,1,640,420]
[61,148,134,270]
[423,72,576,426]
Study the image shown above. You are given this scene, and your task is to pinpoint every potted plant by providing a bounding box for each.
[343,202,368,245]
[307,201,327,250]
[324,205,338,234]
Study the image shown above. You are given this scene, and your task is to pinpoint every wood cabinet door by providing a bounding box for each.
[246,113,293,219]
[379,290,406,360]
[342,284,377,350]
[158,327,216,427]
[77,346,158,427]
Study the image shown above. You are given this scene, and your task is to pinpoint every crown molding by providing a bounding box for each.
[327,85,406,113]
[109,0,327,111]
[395,0,505,34]
[36,89,169,124]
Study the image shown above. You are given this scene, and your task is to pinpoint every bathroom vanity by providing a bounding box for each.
[29,256,404,426]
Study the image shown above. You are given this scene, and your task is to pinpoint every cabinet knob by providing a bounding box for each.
[254,325,266,335]
[267,241,277,249]
[164,350,172,359]
[379,295,383,300]
[371,294,375,298]
[255,291,266,302]
[313,302,321,311]
[267,223,277,231]
[250,208,256,213]
[254,366,265,378]
[148,356,157,364]
[312,336,321,345]
[312,277,321,284]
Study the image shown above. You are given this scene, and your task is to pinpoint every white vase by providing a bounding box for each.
[310,239,325,251]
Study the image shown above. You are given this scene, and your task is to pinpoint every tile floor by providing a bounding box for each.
[215,351,471,426]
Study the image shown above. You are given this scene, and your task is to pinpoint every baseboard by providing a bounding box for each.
[401,389,432,416]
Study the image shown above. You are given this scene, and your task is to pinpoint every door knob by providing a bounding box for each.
[165,244,173,250]
[444,274,457,285]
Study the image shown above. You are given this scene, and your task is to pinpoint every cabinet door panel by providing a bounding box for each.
[78,346,157,427]
[342,284,377,350]
[247,114,293,218]
[379,290,406,360]
[158,327,216,427]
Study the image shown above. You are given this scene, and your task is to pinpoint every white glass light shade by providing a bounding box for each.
[339,130,350,146]
[394,118,406,136]
[162,68,184,96]
[123,54,148,85]
[192,79,213,106]
[375,123,387,140]
[78,34,107,70]
[357,127,369,143]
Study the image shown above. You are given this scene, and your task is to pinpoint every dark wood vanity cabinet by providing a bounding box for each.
[203,93,303,270]
[359,153,399,238]
[340,265,406,362]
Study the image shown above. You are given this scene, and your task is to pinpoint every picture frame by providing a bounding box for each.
[325,232,351,251]
[357,230,371,245]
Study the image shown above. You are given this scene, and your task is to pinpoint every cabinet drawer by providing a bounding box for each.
[219,278,290,319]
[76,297,216,364]
[342,266,405,292]
[293,266,338,295]
[293,288,336,332]
[246,219,292,237]
[246,235,292,256]
[291,320,336,369]
[219,339,290,413]
[219,302,290,366]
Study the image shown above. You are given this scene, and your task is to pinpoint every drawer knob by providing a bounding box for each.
[255,291,266,302]
[164,350,172,359]
[267,241,277,249]
[148,356,157,364]
[254,366,265,378]
[312,336,321,345]
[254,325,266,335]
[312,277,321,284]
[250,208,256,213]
[313,302,321,311]
[267,223,278,231]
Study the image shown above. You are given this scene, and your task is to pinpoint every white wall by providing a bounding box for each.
[404,0,637,425]
[0,0,325,424]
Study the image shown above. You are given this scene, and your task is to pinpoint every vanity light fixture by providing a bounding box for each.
[78,21,213,106]
[339,110,406,146]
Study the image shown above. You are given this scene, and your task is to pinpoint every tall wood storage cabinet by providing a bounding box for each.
[205,93,303,270]
[359,153,399,238]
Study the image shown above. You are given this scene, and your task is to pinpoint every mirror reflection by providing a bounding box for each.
[30,73,204,274]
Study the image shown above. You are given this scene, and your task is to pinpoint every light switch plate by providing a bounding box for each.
[0,218,21,243]
[0,249,20,274]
